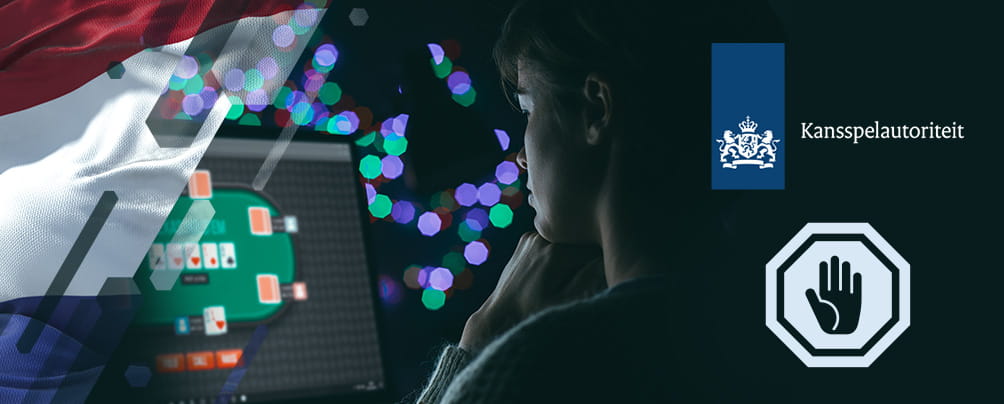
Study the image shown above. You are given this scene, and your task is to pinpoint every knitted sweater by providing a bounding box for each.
[413,274,764,403]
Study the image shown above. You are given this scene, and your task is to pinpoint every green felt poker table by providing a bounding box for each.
[133,185,296,328]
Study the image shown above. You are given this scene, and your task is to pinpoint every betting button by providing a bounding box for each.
[216,349,244,369]
[155,353,185,373]
[186,351,216,371]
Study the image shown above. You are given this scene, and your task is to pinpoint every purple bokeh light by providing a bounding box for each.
[364,183,376,204]
[465,209,489,231]
[418,212,443,236]
[427,43,445,65]
[294,4,318,27]
[245,89,269,112]
[175,56,199,79]
[272,25,295,47]
[181,94,204,116]
[494,129,510,151]
[199,87,218,109]
[381,155,403,179]
[447,71,471,95]
[464,241,489,265]
[454,183,478,207]
[392,201,416,224]
[314,44,338,66]
[477,183,501,206]
[428,267,454,291]
[223,69,245,92]
[257,57,279,79]
[417,267,431,288]
[495,161,520,185]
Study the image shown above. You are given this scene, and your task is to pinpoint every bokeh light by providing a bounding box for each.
[417,212,442,236]
[182,94,204,116]
[465,208,490,231]
[457,220,482,242]
[359,155,382,179]
[495,161,520,185]
[495,129,510,151]
[383,134,408,156]
[272,25,295,47]
[369,194,392,218]
[244,69,264,91]
[316,82,341,106]
[447,71,471,95]
[364,183,376,204]
[464,241,489,265]
[489,204,514,228]
[258,57,279,79]
[428,267,454,291]
[454,183,478,207]
[391,201,415,224]
[477,183,501,206]
[378,274,403,304]
[175,56,199,79]
[245,89,269,112]
[294,3,319,27]
[403,265,423,289]
[224,69,244,92]
[427,43,445,65]
[422,288,446,310]
[454,268,474,290]
[442,252,466,275]
[381,155,403,179]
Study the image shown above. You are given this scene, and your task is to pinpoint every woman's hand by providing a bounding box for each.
[459,231,606,352]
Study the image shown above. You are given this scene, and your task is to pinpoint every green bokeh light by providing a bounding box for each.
[318,82,342,105]
[238,113,261,126]
[168,75,187,91]
[225,96,244,120]
[431,57,453,79]
[244,69,264,91]
[442,252,466,275]
[452,87,476,107]
[356,131,377,147]
[273,87,292,109]
[183,75,204,95]
[369,194,392,218]
[458,221,482,243]
[359,155,383,179]
[290,102,314,125]
[422,288,446,310]
[383,135,408,156]
[489,204,513,228]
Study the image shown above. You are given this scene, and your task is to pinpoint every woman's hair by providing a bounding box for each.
[492,0,786,244]
[493,0,785,123]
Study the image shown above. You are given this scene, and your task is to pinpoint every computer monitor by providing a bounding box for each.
[89,134,390,403]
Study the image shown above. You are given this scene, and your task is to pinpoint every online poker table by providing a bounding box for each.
[133,183,297,329]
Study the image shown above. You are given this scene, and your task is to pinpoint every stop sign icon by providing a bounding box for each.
[766,223,910,367]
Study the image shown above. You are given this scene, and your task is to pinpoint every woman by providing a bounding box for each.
[416,1,784,402]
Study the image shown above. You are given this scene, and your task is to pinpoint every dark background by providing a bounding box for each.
[328,0,1002,402]
[97,1,1003,402]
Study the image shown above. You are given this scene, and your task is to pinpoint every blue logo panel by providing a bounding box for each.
[711,43,785,190]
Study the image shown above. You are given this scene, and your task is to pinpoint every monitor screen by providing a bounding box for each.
[90,137,386,403]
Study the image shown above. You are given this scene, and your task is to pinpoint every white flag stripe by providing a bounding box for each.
[0,9,325,300]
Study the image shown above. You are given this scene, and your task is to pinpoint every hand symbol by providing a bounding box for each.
[805,256,862,334]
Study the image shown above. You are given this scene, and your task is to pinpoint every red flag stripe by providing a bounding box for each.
[0,0,312,117]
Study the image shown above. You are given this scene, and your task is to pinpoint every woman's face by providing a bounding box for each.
[515,62,605,245]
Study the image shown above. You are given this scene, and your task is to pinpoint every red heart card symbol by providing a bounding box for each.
[210,258,217,265]
[192,257,201,265]
[216,321,225,329]
[173,257,182,265]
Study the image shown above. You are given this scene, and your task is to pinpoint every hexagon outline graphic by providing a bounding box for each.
[766,223,910,367]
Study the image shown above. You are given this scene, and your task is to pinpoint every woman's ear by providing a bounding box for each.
[582,72,614,146]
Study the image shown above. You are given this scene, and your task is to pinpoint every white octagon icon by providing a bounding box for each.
[766,223,910,367]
